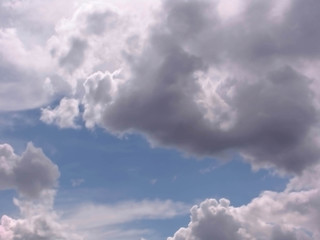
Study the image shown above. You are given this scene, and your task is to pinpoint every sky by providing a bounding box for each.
[0,0,320,239]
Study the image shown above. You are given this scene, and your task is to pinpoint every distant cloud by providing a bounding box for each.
[0,143,81,240]
[168,164,320,240]
[0,142,60,199]
[71,178,85,187]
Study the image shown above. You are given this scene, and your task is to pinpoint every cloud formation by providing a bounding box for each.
[0,143,82,240]
[80,0,320,173]
[41,98,80,129]
[168,164,320,240]
[0,142,60,199]
[0,192,82,240]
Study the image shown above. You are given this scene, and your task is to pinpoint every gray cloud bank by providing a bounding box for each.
[80,0,320,174]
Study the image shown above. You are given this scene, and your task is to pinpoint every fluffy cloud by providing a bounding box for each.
[41,98,80,129]
[168,164,320,240]
[78,0,320,173]
[0,142,60,199]
[0,0,154,111]
[0,192,83,240]
[2,0,320,174]
[0,143,81,240]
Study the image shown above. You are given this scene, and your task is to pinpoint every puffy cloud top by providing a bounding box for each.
[0,143,60,198]
[80,0,320,174]
[169,164,320,239]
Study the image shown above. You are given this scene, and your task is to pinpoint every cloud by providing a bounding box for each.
[64,199,189,229]
[0,142,60,199]
[168,164,320,240]
[41,98,80,129]
[0,0,153,111]
[62,199,189,240]
[0,143,82,240]
[79,0,320,173]
[0,192,83,240]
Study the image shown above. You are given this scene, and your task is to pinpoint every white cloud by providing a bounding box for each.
[65,199,189,229]
[41,98,80,129]
[0,192,83,240]
[168,164,320,240]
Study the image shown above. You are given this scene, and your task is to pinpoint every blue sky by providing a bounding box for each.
[0,108,292,239]
[1,0,320,239]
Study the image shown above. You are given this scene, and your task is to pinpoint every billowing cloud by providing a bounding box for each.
[0,142,60,199]
[0,143,81,240]
[0,192,83,240]
[41,98,80,129]
[168,164,320,240]
[0,0,155,111]
[80,0,320,173]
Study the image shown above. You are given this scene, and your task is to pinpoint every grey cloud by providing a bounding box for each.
[59,38,88,73]
[0,143,60,199]
[0,55,53,111]
[82,0,320,173]
[85,8,119,35]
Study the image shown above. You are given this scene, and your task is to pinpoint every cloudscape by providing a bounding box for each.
[1,0,320,239]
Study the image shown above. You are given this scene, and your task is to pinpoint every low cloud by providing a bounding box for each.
[41,98,80,129]
[168,164,320,240]
[0,143,81,240]
[0,142,60,199]
[80,0,320,174]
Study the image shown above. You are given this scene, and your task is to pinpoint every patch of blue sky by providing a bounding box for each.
[0,109,289,237]
[1,109,288,205]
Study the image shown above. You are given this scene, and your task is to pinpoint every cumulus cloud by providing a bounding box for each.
[0,192,82,240]
[0,143,82,240]
[78,0,320,173]
[0,142,60,199]
[0,0,154,111]
[41,98,80,129]
[168,164,320,240]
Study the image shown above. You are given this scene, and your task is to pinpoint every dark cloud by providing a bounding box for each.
[82,0,320,173]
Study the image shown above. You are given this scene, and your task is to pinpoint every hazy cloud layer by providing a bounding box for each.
[168,164,320,240]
